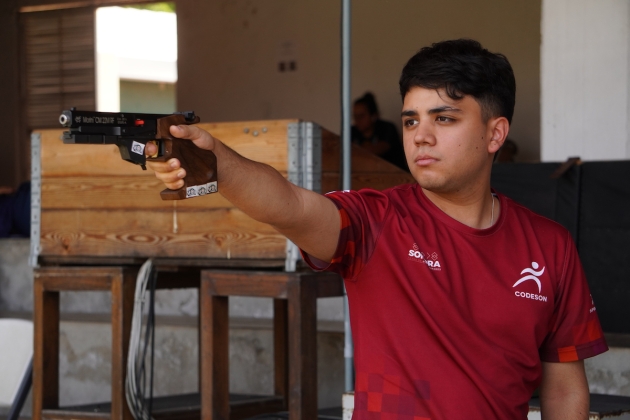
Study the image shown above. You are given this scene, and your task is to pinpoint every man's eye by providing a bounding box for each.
[436,116,453,122]
[403,119,417,127]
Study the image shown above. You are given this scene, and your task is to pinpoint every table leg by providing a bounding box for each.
[287,276,318,420]
[201,281,229,420]
[273,299,289,405]
[33,274,60,420]
[110,268,137,420]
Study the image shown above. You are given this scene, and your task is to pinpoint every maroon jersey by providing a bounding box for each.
[302,184,607,420]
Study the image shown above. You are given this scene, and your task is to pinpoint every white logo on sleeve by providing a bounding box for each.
[513,262,548,302]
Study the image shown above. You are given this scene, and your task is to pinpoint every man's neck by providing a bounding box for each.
[422,186,499,229]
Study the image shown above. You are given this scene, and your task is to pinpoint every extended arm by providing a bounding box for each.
[539,360,589,420]
[145,125,340,262]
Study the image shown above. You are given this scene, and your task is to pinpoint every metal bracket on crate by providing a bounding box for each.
[286,122,322,272]
[29,133,41,268]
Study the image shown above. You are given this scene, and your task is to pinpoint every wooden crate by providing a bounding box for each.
[32,119,413,263]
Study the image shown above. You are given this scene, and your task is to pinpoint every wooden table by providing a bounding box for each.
[200,270,345,420]
[33,265,141,420]
[32,265,344,420]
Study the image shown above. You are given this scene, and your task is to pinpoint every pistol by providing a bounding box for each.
[59,109,217,200]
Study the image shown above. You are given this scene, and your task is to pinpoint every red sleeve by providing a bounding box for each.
[539,232,608,362]
[300,189,390,280]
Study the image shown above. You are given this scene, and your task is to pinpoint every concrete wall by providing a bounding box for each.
[541,0,630,161]
[176,0,541,162]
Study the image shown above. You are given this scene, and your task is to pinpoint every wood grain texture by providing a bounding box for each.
[320,127,415,192]
[33,278,60,420]
[23,8,96,130]
[40,120,294,176]
[41,175,286,210]
[39,208,286,259]
[321,128,414,174]
[36,119,414,259]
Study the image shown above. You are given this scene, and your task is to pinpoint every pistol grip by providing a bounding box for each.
[152,139,218,200]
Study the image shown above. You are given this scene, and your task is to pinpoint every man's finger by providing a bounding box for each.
[169,124,213,150]
[170,124,190,139]
[146,159,180,174]
[145,142,158,156]
[150,165,186,184]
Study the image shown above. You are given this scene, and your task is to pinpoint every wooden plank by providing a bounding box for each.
[199,281,229,420]
[23,8,96,130]
[110,268,136,420]
[41,411,110,420]
[320,127,415,192]
[200,120,296,172]
[38,255,285,268]
[39,120,295,177]
[287,276,318,420]
[321,127,412,174]
[204,271,291,298]
[273,299,289,403]
[40,174,288,210]
[35,119,414,259]
[39,208,286,259]
[33,277,60,420]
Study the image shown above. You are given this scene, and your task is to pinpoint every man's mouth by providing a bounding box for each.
[414,155,438,166]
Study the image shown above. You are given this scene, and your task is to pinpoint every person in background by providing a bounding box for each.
[352,92,408,171]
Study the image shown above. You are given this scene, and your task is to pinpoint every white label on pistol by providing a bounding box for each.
[186,181,218,198]
[131,141,145,155]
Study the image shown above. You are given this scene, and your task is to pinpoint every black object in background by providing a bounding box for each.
[491,162,580,241]
[578,162,630,335]
[491,161,630,335]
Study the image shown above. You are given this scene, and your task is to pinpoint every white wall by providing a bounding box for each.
[96,7,177,112]
[541,0,630,161]
[177,0,541,161]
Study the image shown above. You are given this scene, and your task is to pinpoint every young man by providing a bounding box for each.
[146,39,608,419]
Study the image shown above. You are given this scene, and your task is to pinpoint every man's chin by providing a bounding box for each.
[415,175,447,192]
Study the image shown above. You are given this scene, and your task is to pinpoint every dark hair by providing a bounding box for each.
[399,39,516,123]
[354,92,379,116]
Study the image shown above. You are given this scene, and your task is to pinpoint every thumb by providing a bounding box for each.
[145,141,158,157]
[169,124,214,151]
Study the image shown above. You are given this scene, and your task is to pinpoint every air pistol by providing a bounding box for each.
[59,109,217,200]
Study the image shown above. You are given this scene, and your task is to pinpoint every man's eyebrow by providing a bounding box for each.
[401,110,418,117]
[401,106,462,117]
[428,106,462,114]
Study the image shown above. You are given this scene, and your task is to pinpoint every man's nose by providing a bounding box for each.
[413,122,436,145]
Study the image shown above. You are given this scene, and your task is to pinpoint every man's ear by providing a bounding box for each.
[487,117,510,154]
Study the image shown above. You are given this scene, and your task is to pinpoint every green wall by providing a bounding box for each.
[120,80,176,113]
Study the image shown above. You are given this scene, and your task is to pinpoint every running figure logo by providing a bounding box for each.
[513,262,545,293]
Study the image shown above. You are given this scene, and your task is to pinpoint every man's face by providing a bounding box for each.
[401,87,502,194]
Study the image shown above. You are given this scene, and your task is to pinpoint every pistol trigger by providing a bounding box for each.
[147,140,159,158]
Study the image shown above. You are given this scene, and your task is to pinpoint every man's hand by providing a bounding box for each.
[144,123,340,262]
[145,124,215,190]
[539,360,590,420]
